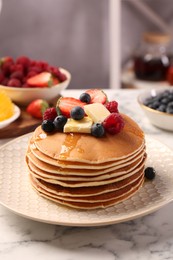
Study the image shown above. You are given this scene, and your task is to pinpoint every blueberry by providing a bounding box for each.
[144,100,152,106]
[144,90,173,113]
[162,91,170,98]
[91,123,105,137]
[166,101,173,114]
[150,101,160,109]
[41,120,55,133]
[160,97,169,105]
[79,93,91,103]
[169,93,173,102]
[70,106,85,120]
[144,167,156,180]
[157,104,166,112]
[147,103,155,109]
[54,115,67,131]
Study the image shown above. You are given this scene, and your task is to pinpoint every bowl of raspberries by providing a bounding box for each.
[0,56,71,106]
[138,87,173,131]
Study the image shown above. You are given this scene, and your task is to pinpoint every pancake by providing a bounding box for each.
[27,145,146,176]
[26,112,146,210]
[26,154,146,182]
[29,169,144,197]
[30,174,144,209]
[29,139,146,170]
[28,162,145,187]
[33,114,144,163]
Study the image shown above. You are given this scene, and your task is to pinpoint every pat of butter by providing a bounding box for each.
[64,117,93,133]
[84,103,110,123]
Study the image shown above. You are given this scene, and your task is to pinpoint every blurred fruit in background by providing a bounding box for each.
[167,66,173,85]
[26,99,49,119]
[0,55,67,88]
[0,91,14,121]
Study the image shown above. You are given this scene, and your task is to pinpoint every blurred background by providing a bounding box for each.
[0,0,173,89]
[0,0,109,89]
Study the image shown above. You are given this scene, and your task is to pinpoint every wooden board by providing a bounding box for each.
[0,95,61,139]
[0,108,41,139]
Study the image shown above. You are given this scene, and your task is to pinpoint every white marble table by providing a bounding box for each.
[0,89,173,260]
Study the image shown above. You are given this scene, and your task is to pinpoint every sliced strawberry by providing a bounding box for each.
[57,97,86,118]
[26,99,49,119]
[85,89,107,104]
[53,77,60,85]
[26,72,57,88]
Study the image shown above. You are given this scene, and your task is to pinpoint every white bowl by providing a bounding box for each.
[0,68,71,106]
[138,87,173,131]
[0,105,21,129]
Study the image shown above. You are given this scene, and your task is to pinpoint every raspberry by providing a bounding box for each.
[27,71,38,78]
[105,101,119,113]
[48,66,61,77]
[10,71,23,80]
[1,78,9,86]
[29,66,42,74]
[103,113,124,135]
[16,56,31,68]
[1,62,12,76]
[10,64,24,74]
[39,62,49,71]
[58,72,67,82]
[0,72,4,83]
[43,107,57,121]
[7,78,22,88]
[22,83,31,88]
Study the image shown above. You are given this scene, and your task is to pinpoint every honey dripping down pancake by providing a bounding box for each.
[25,89,147,210]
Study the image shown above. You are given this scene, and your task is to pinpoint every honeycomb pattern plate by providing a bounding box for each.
[0,133,173,227]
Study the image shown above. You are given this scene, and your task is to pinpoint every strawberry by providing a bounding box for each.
[26,99,49,119]
[57,97,86,118]
[85,89,107,104]
[27,72,58,88]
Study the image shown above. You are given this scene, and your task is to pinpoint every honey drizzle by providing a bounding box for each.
[35,133,47,141]
[59,133,81,160]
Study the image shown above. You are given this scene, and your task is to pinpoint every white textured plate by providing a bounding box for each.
[0,134,173,226]
[0,105,21,129]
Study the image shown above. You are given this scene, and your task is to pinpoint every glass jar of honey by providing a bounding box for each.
[133,32,172,81]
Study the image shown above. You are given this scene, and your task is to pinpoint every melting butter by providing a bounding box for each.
[64,117,93,133]
[84,103,110,123]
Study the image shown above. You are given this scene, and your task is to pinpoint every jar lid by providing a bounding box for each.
[143,32,171,44]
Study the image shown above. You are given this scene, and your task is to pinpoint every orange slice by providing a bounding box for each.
[0,91,14,121]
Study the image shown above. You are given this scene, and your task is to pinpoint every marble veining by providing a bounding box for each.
[0,89,173,260]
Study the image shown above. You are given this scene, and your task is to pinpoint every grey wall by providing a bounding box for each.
[0,0,172,88]
[0,0,109,89]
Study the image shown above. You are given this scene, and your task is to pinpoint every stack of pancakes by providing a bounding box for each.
[26,114,146,210]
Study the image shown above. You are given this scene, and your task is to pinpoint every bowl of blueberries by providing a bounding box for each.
[138,87,173,131]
